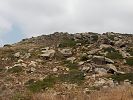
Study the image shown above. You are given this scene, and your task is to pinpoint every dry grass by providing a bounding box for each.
[32,86,133,100]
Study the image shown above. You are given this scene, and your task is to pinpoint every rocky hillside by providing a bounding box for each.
[1,32,133,100]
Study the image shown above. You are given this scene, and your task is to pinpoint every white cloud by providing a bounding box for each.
[0,0,133,39]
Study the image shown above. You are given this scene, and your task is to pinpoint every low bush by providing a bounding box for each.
[8,66,23,73]
[63,61,79,70]
[106,51,123,59]
[59,39,77,48]
[103,47,116,53]
[27,75,57,92]
[59,70,84,84]
[126,57,133,66]
[110,73,133,83]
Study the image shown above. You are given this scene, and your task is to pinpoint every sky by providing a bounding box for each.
[0,0,133,46]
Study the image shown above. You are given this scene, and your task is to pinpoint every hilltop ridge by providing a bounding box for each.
[1,32,133,100]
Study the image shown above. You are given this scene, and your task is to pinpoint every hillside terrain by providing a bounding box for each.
[1,32,133,100]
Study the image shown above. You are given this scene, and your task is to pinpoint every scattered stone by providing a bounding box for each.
[40,49,55,59]
[52,68,58,72]
[29,61,37,67]
[66,57,76,63]
[59,48,72,57]
[14,52,21,58]
[92,56,114,64]
[106,64,117,73]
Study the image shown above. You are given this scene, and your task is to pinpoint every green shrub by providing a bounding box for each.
[91,35,98,42]
[63,61,79,70]
[126,57,133,66]
[8,66,23,73]
[110,73,133,83]
[108,35,115,41]
[59,70,84,84]
[106,51,123,59]
[12,93,31,100]
[103,47,116,53]
[126,48,133,56]
[27,75,57,92]
[59,39,77,48]
[80,55,89,61]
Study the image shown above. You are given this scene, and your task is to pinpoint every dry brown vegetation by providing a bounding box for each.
[32,86,133,100]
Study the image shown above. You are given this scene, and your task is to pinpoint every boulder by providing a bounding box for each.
[100,44,111,49]
[14,52,21,58]
[87,49,100,55]
[106,64,117,73]
[66,57,76,63]
[92,56,114,64]
[95,68,107,76]
[59,49,72,57]
[40,49,55,59]
[29,61,37,67]
[119,50,130,58]
[53,68,58,72]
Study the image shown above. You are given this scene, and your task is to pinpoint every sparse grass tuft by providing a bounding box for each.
[59,69,84,84]
[106,51,123,59]
[110,73,133,83]
[59,39,77,48]
[126,57,133,66]
[8,66,23,73]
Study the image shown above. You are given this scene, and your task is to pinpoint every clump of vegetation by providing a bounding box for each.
[108,35,115,41]
[12,93,31,100]
[91,35,98,42]
[59,70,84,84]
[126,48,133,56]
[126,57,133,66]
[59,39,77,48]
[103,47,116,53]
[27,75,57,92]
[8,66,23,73]
[80,54,89,61]
[63,61,79,70]
[106,50,123,59]
[110,73,133,83]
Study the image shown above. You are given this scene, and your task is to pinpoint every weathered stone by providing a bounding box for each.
[66,57,76,63]
[119,50,130,58]
[40,49,55,59]
[78,61,85,65]
[100,44,111,49]
[29,61,37,67]
[92,56,114,64]
[18,59,23,63]
[53,68,58,72]
[59,49,72,56]
[95,68,107,76]
[14,52,21,58]
[30,67,36,72]
[87,49,100,55]
[106,64,117,72]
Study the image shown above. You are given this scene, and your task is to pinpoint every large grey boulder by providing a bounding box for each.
[92,56,114,64]
[95,68,107,76]
[40,49,55,59]
[59,49,72,57]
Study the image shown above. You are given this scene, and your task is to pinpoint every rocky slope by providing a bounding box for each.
[1,32,133,99]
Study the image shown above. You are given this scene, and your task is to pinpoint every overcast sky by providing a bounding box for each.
[0,0,133,46]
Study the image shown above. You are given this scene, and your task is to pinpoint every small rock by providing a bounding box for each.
[53,68,58,72]
[95,68,107,76]
[14,52,21,58]
[66,57,76,63]
[59,48,72,57]
[29,61,37,67]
